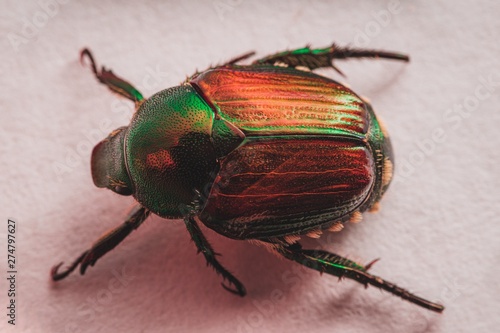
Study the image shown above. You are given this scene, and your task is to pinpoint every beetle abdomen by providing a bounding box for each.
[191,66,369,139]
[200,137,374,239]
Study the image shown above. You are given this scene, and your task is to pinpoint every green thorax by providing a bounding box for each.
[125,85,218,218]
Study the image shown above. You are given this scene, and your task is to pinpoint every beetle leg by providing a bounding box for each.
[51,205,150,281]
[185,51,257,82]
[253,43,409,75]
[276,243,445,313]
[184,216,246,296]
[222,51,256,66]
[80,48,144,107]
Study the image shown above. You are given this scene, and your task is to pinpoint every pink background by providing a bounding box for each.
[1,1,499,332]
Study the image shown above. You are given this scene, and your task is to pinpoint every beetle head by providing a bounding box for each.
[91,127,133,196]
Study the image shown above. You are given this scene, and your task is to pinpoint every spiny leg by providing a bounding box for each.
[276,243,444,313]
[51,205,150,281]
[184,215,246,296]
[253,43,409,75]
[222,51,256,66]
[80,48,144,106]
[185,51,257,82]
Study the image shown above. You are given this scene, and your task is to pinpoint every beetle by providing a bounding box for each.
[51,43,444,313]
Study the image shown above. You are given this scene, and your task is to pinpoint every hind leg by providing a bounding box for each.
[274,242,444,313]
[253,43,409,75]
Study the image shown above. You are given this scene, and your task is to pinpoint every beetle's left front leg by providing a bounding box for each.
[184,216,246,296]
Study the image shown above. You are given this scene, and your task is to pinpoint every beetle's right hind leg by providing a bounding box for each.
[275,242,444,313]
[51,205,150,281]
[253,43,409,76]
[80,48,144,107]
[184,215,246,296]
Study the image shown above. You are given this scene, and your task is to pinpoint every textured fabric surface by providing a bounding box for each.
[1,1,499,332]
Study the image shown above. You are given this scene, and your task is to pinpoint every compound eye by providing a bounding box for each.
[114,186,133,196]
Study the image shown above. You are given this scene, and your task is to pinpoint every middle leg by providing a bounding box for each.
[184,215,246,296]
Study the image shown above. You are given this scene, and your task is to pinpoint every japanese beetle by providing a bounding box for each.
[52,44,444,313]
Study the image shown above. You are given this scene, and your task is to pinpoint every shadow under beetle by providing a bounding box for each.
[51,43,444,313]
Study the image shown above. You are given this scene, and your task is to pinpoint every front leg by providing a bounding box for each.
[253,43,409,75]
[184,215,246,296]
[51,205,150,280]
[81,48,144,106]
